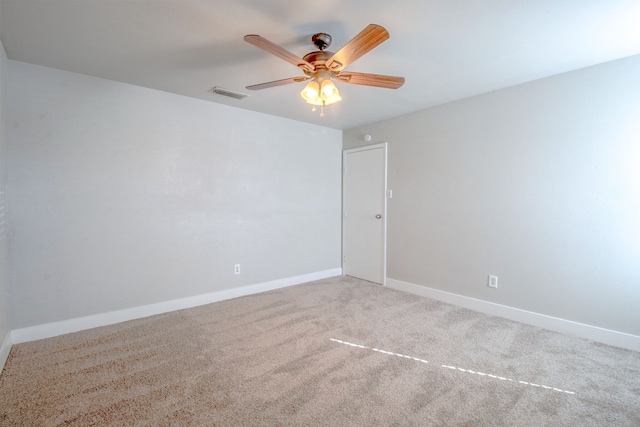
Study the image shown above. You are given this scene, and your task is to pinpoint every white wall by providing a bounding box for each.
[7,61,342,329]
[344,55,640,337]
[0,27,11,352]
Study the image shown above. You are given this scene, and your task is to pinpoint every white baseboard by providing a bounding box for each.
[386,278,640,352]
[1,331,11,372]
[11,268,342,345]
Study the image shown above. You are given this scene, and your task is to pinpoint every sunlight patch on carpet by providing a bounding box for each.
[330,338,575,395]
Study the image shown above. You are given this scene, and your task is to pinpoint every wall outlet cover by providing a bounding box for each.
[488,275,498,288]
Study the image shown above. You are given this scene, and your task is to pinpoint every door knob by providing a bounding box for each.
[375,214,382,219]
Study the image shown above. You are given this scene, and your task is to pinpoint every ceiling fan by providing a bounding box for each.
[244,24,405,116]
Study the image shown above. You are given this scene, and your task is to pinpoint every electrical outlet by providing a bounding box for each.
[488,275,498,288]
[234,264,241,275]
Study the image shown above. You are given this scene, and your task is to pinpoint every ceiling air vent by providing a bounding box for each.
[209,86,248,100]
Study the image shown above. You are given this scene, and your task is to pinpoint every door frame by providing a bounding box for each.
[342,142,388,285]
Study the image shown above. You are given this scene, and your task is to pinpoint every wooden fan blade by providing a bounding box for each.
[246,76,311,91]
[336,72,405,89]
[325,24,389,72]
[244,35,315,73]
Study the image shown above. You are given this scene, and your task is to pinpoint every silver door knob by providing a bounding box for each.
[375,214,382,219]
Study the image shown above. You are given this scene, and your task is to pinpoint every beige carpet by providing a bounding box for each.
[1,276,639,426]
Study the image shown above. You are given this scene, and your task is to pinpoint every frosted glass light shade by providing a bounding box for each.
[301,78,341,106]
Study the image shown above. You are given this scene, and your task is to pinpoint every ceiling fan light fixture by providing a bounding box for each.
[301,76,341,109]
[301,80,320,103]
[320,79,341,104]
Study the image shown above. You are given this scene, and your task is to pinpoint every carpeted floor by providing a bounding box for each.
[1,276,639,426]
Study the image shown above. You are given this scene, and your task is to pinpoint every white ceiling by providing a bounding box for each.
[2,0,640,130]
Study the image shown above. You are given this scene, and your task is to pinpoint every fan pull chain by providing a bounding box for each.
[310,101,326,117]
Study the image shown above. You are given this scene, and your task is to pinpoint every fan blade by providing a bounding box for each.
[325,24,389,72]
[336,72,405,89]
[246,76,311,91]
[244,35,315,73]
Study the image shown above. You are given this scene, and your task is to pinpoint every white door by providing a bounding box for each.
[343,143,387,284]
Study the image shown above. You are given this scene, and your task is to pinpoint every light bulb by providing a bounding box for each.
[301,81,320,103]
[319,79,341,105]
[321,80,336,97]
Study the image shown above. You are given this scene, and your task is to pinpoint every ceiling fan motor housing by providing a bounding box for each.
[302,50,335,75]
